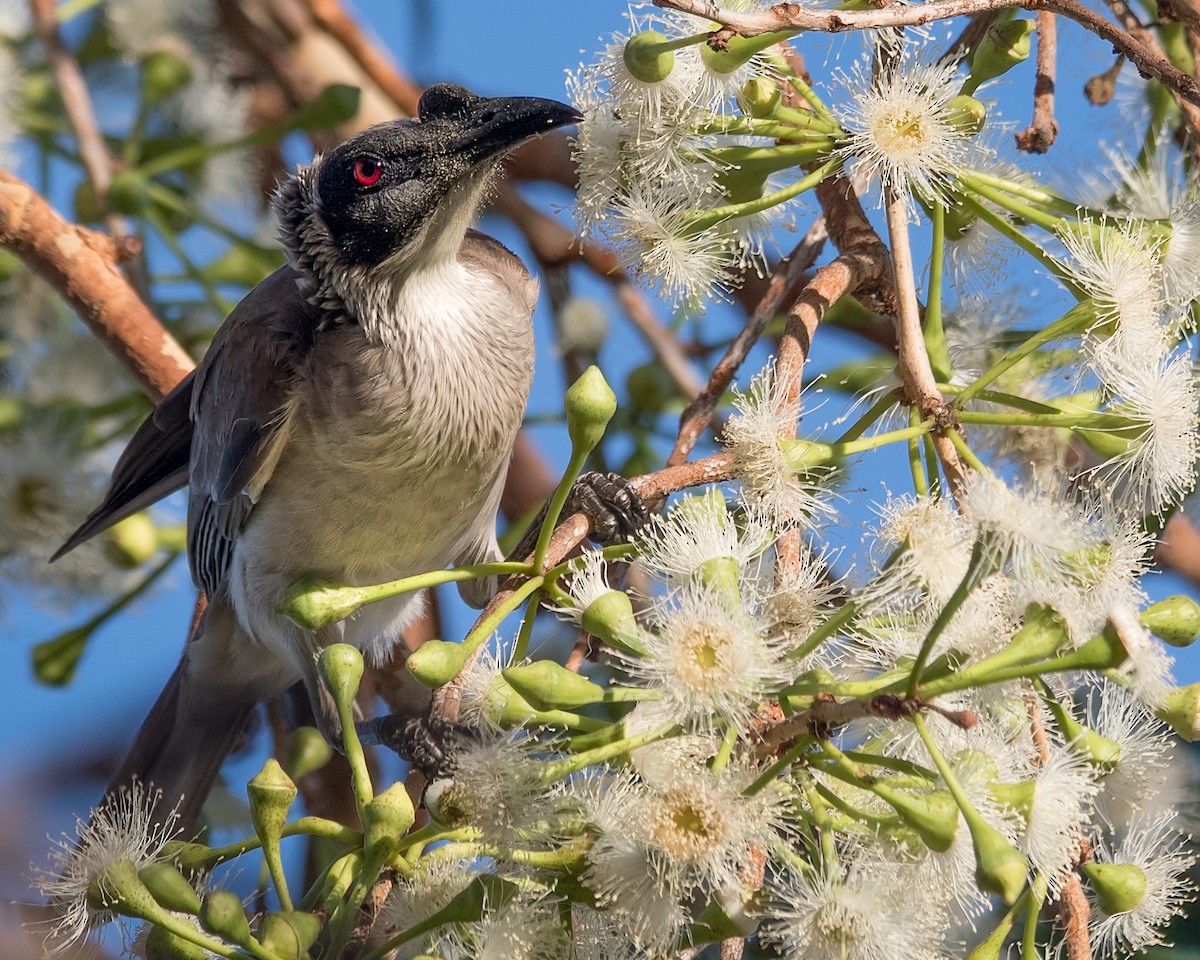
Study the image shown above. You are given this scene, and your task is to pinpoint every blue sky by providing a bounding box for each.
[3,0,1199,912]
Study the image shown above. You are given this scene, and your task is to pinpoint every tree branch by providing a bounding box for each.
[652,0,1200,107]
[1016,11,1060,153]
[0,169,193,401]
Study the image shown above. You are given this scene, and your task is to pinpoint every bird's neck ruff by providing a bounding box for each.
[272,161,498,345]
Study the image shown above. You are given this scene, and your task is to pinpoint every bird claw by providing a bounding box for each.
[567,471,648,546]
[356,714,465,779]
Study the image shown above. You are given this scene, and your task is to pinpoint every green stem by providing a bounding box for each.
[954,300,1097,403]
[685,156,842,231]
[925,202,952,382]
[834,390,900,443]
[907,540,991,697]
[458,576,545,664]
[534,448,590,571]
[787,601,858,663]
[536,723,677,783]
[745,736,813,795]
[955,193,1065,279]
[945,426,989,474]
[908,405,930,496]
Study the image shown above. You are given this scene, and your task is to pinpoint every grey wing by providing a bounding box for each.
[52,374,195,561]
[187,267,321,596]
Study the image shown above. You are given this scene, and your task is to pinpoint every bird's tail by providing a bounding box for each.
[102,601,264,830]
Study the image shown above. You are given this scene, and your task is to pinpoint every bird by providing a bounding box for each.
[52,83,615,828]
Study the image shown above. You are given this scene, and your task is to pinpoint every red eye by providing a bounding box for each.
[352,157,382,187]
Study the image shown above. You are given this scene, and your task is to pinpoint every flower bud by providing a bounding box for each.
[198,891,252,946]
[969,819,1029,905]
[143,926,208,960]
[248,758,297,838]
[1081,861,1148,915]
[139,862,201,914]
[282,579,365,629]
[106,513,159,567]
[1152,682,1200,741]
[284,726,334,780]
[623,31,676,84]
[873,785,959,852]
[107,171,152,216]
[565,365,617,454]
[626,362,674,414]
[406,639,467,688]
[966,18,1035,92]
[580,589,643,654]
[318,644,364,710]
[503,660,606,710]
[1140,594,1200,648]
[738,76,781,118]
[256,911,322,960]
[364,782,416,862]
[141,50,192,104]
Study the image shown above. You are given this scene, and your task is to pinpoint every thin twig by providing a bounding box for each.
[652,0,1200,108]
[882,188,969,495]
[667,221,827,467]
[1016,11,1059,153]
[29,0,128,237]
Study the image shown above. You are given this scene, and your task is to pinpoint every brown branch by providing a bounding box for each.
[1102,0,1200,156]
[667,220,827,468]
[1156,513,1200,589]
[30,0,125,236]
[652,0,1200,108]
[0,169,193,401]
[305,0,421,114]
[1016,12,1060,153]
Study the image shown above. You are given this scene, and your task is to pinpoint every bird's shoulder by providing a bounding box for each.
[458,228,538,316]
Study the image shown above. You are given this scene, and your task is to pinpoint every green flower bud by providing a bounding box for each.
[738,76,781,118]
[969,819,1029,905]
[406,639,467,688]
[107,171,152,216]
[503,660,606,710]
[198,891,252,946]
[1140,595,1200,648]
[248,758,297,834]
[164,841,215,876]
[363,782,416,862]
[565,365,617,454]
[256,911,322,960]
[284,726,334,780]
[290,83,361,131]
[248,758,296,911]
[281,579,366,629]
[623,31,676,84]
[626,361,674,414]
[143,926,208,960]
[32,623,94,686]
[579,589,643,654]
[1152,682,1200,741]
[781,437,838,472]
[106,513,159,567]
[873,785,959,852]
[945,95,987,136]
[966,18,1035,92]
[1064,625,1128,671]
[318,643,364,709]
[141,50,192,104]
[138,862,201,914]
[1081,861,1148,915]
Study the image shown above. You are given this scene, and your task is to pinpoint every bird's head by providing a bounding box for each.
[275,83,579,302]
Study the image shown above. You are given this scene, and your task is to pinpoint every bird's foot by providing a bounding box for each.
[356,714,464,779]
[566,471,649,546]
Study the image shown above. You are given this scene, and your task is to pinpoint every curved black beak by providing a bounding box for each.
[454,94,582,164]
